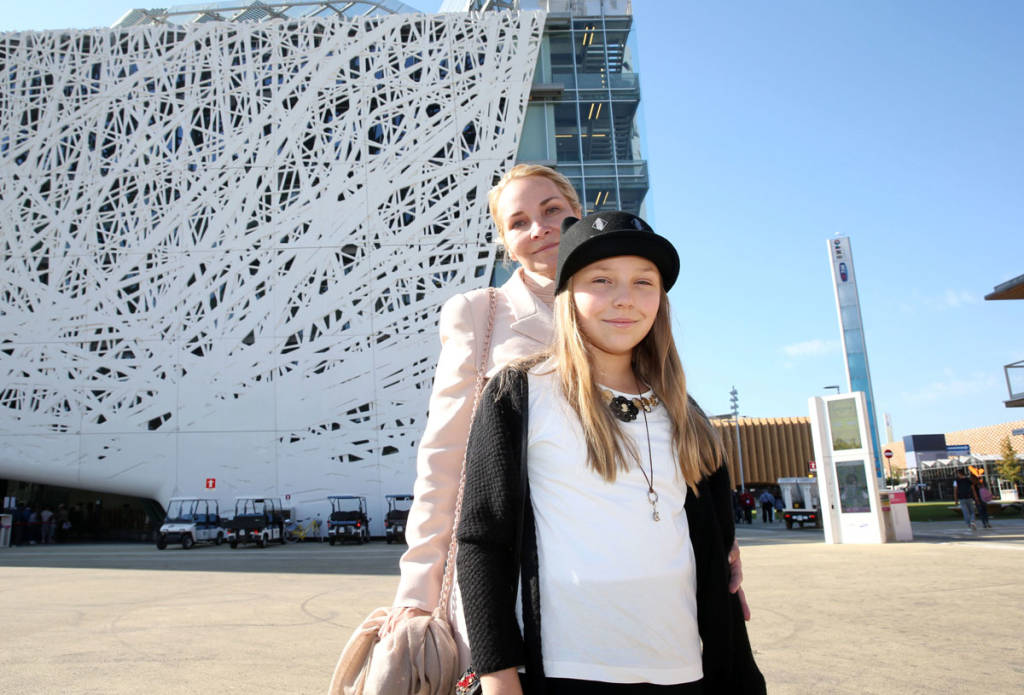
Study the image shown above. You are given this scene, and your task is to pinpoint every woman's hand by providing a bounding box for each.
[481,668,523,695]
[728,539,751,621]
[378,606,430,637]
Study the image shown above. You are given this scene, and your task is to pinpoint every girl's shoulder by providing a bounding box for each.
[486,355,558,405]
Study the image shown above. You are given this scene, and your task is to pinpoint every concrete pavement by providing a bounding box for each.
[2,520,1023,694]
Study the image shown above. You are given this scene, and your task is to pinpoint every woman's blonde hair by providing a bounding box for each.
[488,164,582,249]
[550,282,724,493]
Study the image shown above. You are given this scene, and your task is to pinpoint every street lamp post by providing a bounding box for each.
[730,386,745,492]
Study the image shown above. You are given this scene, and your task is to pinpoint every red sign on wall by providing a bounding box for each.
[808,461,817,472]
[205,478,216,489]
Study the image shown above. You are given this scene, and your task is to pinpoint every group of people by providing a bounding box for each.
[371,165,764,693]
[953,467,994,530]
[733,487,785,524]
[8,502,70,545]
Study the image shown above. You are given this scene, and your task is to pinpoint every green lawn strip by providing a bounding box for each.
[906,501,962,522]
[907,500,1023,521]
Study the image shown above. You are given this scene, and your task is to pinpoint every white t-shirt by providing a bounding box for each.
[523,369,702,685]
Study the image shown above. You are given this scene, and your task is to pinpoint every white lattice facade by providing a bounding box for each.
[0,11,544,530]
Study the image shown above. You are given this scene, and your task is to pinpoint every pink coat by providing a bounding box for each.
[394,268,553,660]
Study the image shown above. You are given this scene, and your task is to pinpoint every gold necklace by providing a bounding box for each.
[599,387,660,423]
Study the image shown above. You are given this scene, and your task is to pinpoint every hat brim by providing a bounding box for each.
[556,230,680,293]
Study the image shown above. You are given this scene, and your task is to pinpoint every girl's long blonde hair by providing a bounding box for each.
[550,283,724,493]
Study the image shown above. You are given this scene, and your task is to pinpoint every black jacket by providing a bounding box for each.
[456,367,766,694]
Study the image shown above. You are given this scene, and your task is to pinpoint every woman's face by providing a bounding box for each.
[571,255,662,362]
[496,176,578,279]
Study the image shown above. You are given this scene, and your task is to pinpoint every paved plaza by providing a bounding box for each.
[2,519,1023,694]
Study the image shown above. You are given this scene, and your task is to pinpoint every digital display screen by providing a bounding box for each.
[827,397,862,451]
[836,460,871,513]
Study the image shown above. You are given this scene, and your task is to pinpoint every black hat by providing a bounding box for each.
[555,211,679,294]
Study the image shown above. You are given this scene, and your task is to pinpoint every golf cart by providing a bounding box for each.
[156,497,224,549]
[777,477,823,529]
[224,496,287,548]
[327,495,371,545]
[384,494,413,544]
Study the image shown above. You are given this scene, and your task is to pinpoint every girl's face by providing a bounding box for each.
[496,176,578,279]
[571,255,662,362]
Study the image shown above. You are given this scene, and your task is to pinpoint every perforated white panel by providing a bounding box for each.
[0,11,544,526]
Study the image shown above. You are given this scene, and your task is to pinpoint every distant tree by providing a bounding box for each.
[996,436,1023,485]
[885,466,905,488]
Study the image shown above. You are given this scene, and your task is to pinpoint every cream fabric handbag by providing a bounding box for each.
[328,289,497,695]
[327,606,460,695]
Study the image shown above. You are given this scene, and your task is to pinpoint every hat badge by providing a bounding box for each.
[592,217,606,231]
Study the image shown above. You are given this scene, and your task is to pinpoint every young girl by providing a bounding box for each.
[456,212,765,694]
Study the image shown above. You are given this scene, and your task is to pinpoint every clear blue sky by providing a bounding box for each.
[3,1,1022,443]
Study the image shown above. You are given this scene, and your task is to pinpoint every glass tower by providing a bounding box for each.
[446,0,648,216]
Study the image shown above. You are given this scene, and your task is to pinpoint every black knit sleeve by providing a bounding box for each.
[708,463,736,552]
[455,368,527,675]
[688,395,737,553]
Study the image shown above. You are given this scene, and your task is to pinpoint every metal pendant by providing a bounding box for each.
[648,489,660,522]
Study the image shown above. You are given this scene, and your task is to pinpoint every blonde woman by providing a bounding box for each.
[384,168,749,665]
[384,166,583,658]
[456,212,764,694]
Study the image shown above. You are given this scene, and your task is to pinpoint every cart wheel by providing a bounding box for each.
[156,535,167,550]
[181,535,194,550]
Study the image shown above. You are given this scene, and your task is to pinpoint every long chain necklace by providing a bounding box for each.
[634,377,660,522]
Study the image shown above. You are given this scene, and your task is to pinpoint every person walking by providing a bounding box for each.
[40,505,55,544]
[758,489,775,524]
[739,489,755,524]
[28,506,40,544]
[953,469,977,530]
[457,212,765,693]
[381,167,750,665]
[55,503,70,542]
[974,479,992,529]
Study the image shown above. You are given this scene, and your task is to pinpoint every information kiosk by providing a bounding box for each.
[808,392,886,544]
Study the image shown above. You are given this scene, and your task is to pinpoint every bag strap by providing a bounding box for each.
[437,287,497,615]
[513,371,528,603]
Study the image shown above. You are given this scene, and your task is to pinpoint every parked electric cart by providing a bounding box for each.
[777,477,823,529]
[225,496,287,548]
[326,495,371,545]
[383,494,413,544]
[156,497,224,549]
